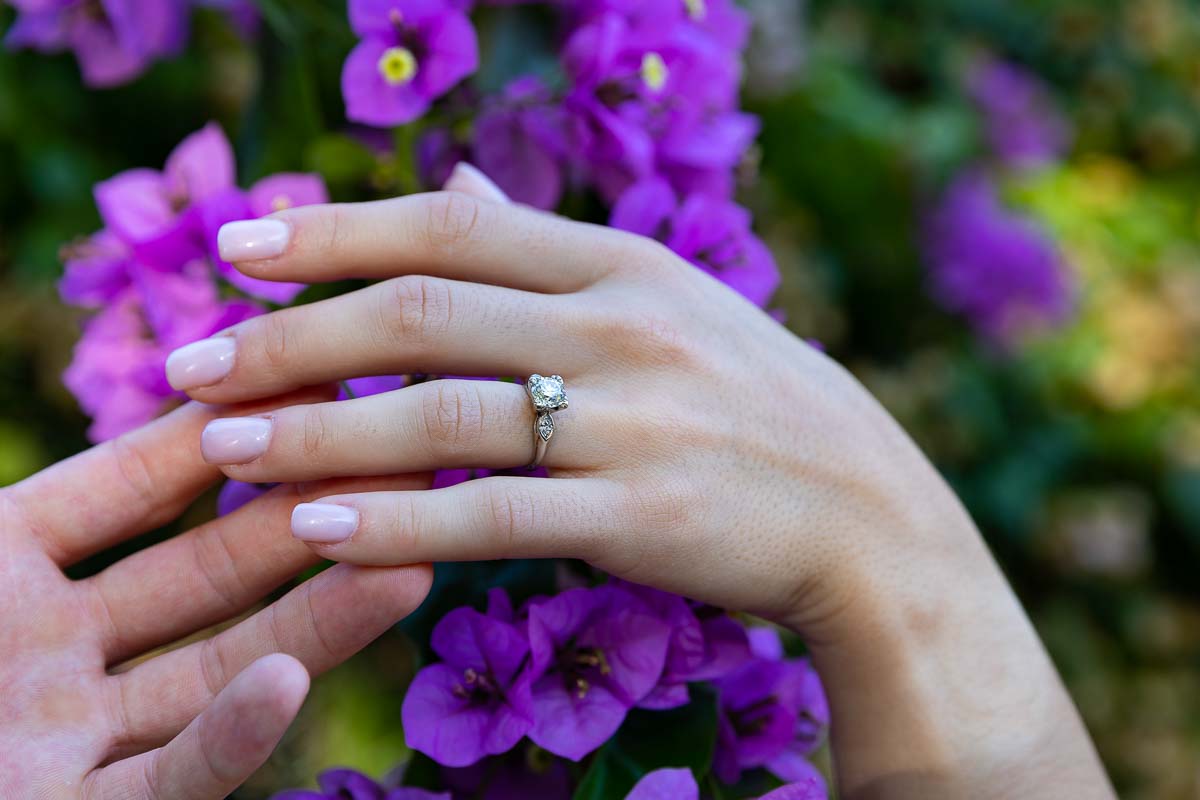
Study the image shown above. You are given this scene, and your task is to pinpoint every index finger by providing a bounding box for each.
[216,191,645,294]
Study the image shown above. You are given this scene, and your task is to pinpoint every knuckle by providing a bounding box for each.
[108,436,161,516]
[588,307,701,369]
[256,311,298,375]
[630,477,694,534]
[481,483,538,556]
[383,275,455,343]
[190,528,246,615]
[419,382,486,456]
[301,404,336,460]
[421,191,484,259]
[316,203,351,254]
[198,635,230,702]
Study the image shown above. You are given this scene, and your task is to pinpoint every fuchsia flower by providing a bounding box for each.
[402,603,535,767]
[525,586,672,760]
[611,177,780,307]
[5,0,187,87]
[342,0,480,127]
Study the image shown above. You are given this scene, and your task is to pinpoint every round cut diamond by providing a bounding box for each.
[528,375,567,411]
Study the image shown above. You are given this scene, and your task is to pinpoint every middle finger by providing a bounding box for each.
[167,275,583,404]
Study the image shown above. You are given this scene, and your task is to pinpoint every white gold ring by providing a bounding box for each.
[525,374,568,469]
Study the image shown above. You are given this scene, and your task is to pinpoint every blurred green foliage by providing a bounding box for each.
[2,1,1199,798]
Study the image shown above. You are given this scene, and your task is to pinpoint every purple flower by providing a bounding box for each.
[625,768,827,800]
[923,171,1074,345]
[94,121,234,258]
[471,77,572,210]
[58,229,132,307]
[216,480,270,516]
[617,582,750,709]
[968,59,1070,170]
[525,586,672,760]
[271,768,450,800]
[416,128,471,190]
[440,749,572,800]
[342,0,479,127]
[712,629,828,786]
[611,178,780,307]
[625,768,699,800]
[402,605,535,767]
[5,0,187,87]
[561,9,751,200]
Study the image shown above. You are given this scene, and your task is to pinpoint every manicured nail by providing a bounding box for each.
[218,218,290,262]
[201,417,272,464]
[291,503,359,544]
[165,337,236,390]
[445,162,509,203]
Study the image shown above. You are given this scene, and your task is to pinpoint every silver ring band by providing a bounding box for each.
[525,374,568,469]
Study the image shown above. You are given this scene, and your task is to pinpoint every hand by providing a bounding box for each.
[170,166,1114,798]
[0,394,431,799]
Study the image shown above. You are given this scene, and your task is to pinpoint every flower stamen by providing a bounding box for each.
[684,0,707,20]
[640,52,669,93]
[378,46,418,86]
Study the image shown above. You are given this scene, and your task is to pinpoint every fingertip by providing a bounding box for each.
[444,162,510,204]
[249,653,312,709]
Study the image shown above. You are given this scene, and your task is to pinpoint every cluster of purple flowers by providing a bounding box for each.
[923,58,1074,346]
[386,583,827,796]
[59,123,327,441]
[5,0,255,87]
[344,0,779,306]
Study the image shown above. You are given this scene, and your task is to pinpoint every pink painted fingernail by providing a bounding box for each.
[201,417,272,464]
[218,219,290,262]
[166,337,236,390]
[291,503,359,544]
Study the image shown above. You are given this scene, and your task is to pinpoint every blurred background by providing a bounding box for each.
[2,1,1199,797]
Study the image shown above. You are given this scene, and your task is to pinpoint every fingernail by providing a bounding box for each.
[291,503,359,544]
[445,162,510,203]
[166,337,236,390]
[201,417,272,464]
[218,219,291,262]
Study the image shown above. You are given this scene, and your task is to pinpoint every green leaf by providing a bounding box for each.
[572,685,720,800]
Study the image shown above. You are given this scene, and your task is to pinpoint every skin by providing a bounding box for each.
[0,390,432,799]
[177,164,1115,799]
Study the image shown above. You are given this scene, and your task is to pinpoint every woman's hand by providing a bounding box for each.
[169,166,1114,798]
[0,394,431,799]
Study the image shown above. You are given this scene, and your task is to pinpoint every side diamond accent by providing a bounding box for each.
[537,413,555,441]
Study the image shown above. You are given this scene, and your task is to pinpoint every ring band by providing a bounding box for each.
[525,374,568,469]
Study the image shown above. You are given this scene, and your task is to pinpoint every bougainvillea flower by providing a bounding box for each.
[612,178,780,307]
[525,586,671,760]
[440,748,573,800]
[402,606,534,767]
[757,771,829,800]
[923,171,1073,345]
[712,629,828,786]
[58,229,132,307]
[342,0,479,126]
[199,172,327,303]
[625,768,700,800]
[5,0,187,87]
[94,122,234,261]
[270,768,450,800]
[472,77,571,209]
[968,58,1070,170]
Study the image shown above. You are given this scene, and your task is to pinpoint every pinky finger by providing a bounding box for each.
[84,654,308,800]
[294,476,634,567]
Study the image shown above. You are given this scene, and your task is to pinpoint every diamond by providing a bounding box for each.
[528,374,568,411]
[537,413,555,441]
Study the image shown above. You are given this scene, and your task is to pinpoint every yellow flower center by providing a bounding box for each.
[684,0,707,20]
[640,52,669,92]
[378,46,418,86]
[270,194,293,212]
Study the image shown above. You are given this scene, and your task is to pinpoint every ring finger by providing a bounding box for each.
[199,377,609,482]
